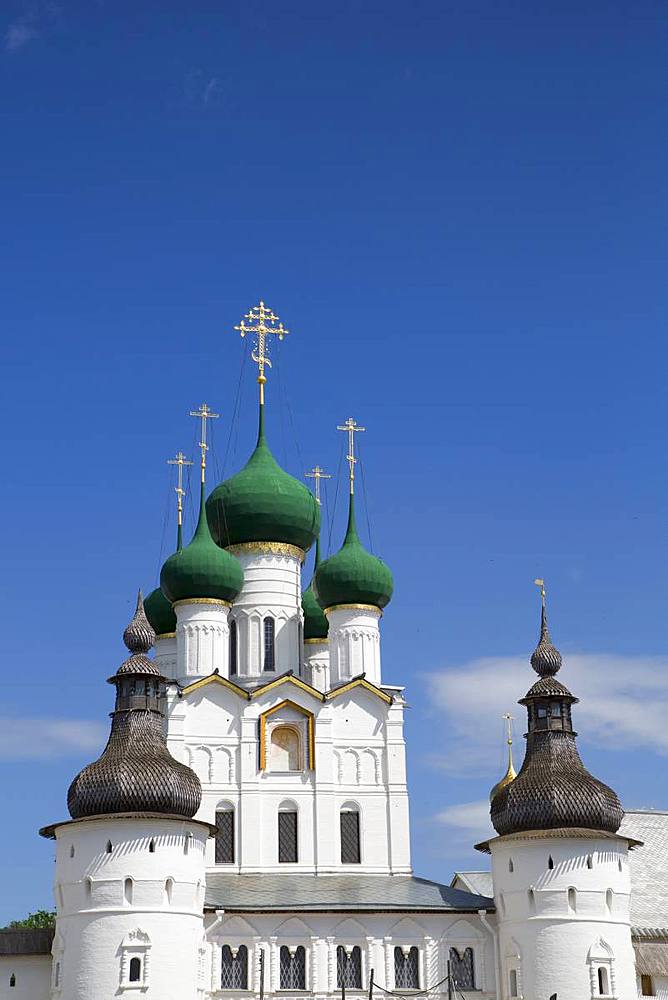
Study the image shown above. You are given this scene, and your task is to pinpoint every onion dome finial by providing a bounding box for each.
[67,592,201,820]
[530,579,563,677]
[489,714,517,802]
[490,585,623,838]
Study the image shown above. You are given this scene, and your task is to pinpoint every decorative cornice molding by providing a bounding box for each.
[323,603,383,617]
[227,541,305,562]
[155,632,177,640]
[304,637,329,645]
[250,673,326,703]
[173,598,232,609]
[180,673,251,700]
[326,677,393,705]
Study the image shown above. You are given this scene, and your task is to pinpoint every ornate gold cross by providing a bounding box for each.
[189,403,219,482]
[235,300,289,403]
[305,465,331,505]
[336,417,365,494]
[167,451,193,528]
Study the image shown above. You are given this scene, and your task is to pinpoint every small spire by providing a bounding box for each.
[189,403,219,484]
[337,417,365,495]
[531,579,563,676]
[123,591,155,655]
[167,451,193,550]
[489,713,517,802]
[235,300,289,406]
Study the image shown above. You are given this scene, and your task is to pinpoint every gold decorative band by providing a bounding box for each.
[323,603,382,617]
[172,598,232,609]
[227,541,305,562]
[304,637,330,645]
[155,632,176,640]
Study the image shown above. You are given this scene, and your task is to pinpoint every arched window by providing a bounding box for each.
[528,888,536,914]
[568,887,577,913]
[278,805,298,863]
[9,974,16,988]
[597,966,609,995]
[394,947,419,989]
[548,855,554,870]
[337,946,362,988]
[164,878,174,906]
[215,806,235,864]
[69,844,75,858]
[263,617,275,671]
[129,957,142,983]
[106,840,112,854]
[229,619,238,676]
[509,968,518,998]
[587,854,594,869]
[124,878,133,905]
[280,946,306,989]
[340,808,361,864]
[149,838,155,853]
[508,858,514,873]
[221,945,248,989]
[270,726,301,771]
[449,948,475,991]
[184,832,192,855]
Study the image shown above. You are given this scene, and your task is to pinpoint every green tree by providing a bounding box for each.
[5,910,56,929]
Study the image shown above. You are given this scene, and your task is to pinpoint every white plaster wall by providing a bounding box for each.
[176,601,230,681]
[491,834,637,1000]
[327,607,382,685]
[203,910,497,999]
[167,680,411,875]
[52,815,209,1000]
[154,634,177,678]
[228,549,302,682]
[303,640,330,692]
[0,955,50,1000]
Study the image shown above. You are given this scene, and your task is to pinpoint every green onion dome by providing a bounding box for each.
[144,586,177,636]
[161,483,244,604]
[206,405,320,552]
[302,538,329,640]
[313,494,393,611]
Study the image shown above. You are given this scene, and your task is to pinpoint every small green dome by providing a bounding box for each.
[314,495,393,611]
[161,484,244,604]
[207,405,320,551]
[144,586,176,636]
[302,538,329,640]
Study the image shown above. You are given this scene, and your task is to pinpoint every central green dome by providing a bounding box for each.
[161,483,244,604]
[207,405,320,552]
[314,494,393,611]
[302,537,329,640]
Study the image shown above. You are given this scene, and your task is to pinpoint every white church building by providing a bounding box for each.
[1,303,667,1000]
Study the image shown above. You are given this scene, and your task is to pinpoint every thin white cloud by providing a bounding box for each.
[5,21,36,51]
[424,652,668,776]
[4,2,60,53]
[434,798,494,854]
[0,718,105,760]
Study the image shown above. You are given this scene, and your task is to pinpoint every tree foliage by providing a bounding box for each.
[5,909,56,929]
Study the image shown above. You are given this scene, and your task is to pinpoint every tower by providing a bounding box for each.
[41,594,214,1000]
[479,585,638,1000]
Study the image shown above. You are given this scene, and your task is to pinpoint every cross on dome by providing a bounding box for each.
[305,464,331,505]
[235,300,289,404]
[336,417,365,494]
[189,403,219,483]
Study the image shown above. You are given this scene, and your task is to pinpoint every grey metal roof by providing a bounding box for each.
[450,871,494,898]
[0,929,54,956]
[620,809,668,935]
[204,874,493,913]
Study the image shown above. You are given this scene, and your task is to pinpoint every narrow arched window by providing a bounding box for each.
[164,878,174,906]
[129,957,142,983]
[337,946,362,988]
[568,887,577,912]
[528,888,536,914]
[278,807,298,863]
[509,968,518,998]
[340,808,361,864]
[279,946,306,990]
[124,878,133,905]
[184,832,192,855]
[606,888,613,914]
[69,844,75,858]
[9,974,16,988]
[149,838,155,853]
[106,840,112,854]
[395,947,420,989]
[508,857,514,873]
[587,854,594,869]
[597,966,609,995]
[449,948,475,991]
[215,807,235,864]
[263,617,275,671]
[221,945,248,989]
[229,619,238,676]
[618,858,623,873]
[548,855,554,869]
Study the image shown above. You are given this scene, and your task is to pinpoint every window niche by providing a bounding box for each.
[119,930,151,991]
[337,946,363,989]
[221,944,248,990]
[279,945,306,990]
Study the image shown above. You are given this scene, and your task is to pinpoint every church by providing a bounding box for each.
[1,302,667,1000]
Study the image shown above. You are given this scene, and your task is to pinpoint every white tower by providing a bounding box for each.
[480,586,638,1000]
[41,594,213,1000]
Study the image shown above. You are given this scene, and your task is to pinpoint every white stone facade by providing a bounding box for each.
[326,606,382,685]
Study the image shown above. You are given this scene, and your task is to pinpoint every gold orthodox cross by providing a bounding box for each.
[337,417,365,494]
[189,403,219,481]
[502,712,514,745]
[305,465,331,505]
[167,451,193,528]
[235,300,289,404]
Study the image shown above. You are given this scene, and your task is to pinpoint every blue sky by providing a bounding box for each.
[1,0,667,923]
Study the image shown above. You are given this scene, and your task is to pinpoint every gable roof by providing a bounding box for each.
[326,675,393,705]
[251,672,325,703]
[204,873,493,913]
[180,672,251,700]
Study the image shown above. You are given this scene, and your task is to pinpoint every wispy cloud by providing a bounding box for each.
[424,652,668,776]
[4,2,60,53]
[183,69,225,108]
[0,718,105,760]
[434,798,494,856]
